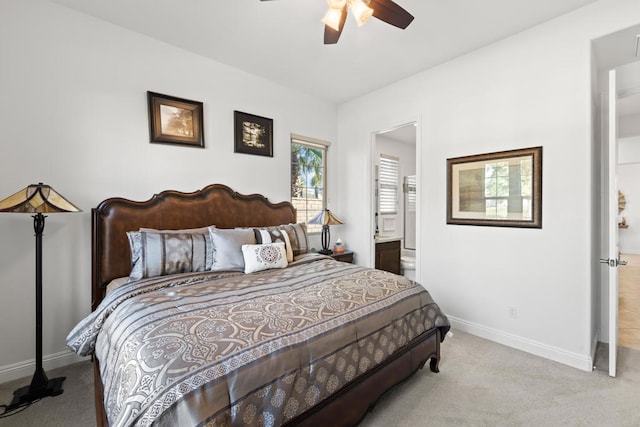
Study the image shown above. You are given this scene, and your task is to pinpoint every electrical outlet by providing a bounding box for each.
[508,306,518,319]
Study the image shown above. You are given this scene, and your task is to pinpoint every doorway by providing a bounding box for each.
[617,90,640,351]
[371,123,418,279]
[592,25,640,376]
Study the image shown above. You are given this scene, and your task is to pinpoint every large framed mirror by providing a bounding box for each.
[447,146,542,228]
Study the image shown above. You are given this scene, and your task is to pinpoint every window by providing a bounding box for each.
[379,154,399,215]
[291,135,328,233]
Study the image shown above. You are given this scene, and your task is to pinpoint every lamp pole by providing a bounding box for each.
[31,213,48,389]
[7,213,65,410]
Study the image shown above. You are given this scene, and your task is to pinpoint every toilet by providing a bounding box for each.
[401,251,416,281]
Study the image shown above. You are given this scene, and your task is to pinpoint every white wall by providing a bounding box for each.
[617,64,640,262]
[619,135,640,161]
[336,0,640,370]
[619,115,640,139]
[0,0,337,382]
[618,160,640,254]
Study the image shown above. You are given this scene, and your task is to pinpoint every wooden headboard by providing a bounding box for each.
[91,184,296,310]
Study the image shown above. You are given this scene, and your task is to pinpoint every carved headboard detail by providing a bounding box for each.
[91,184,296,310]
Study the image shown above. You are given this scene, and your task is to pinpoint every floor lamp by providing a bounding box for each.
[308,208,344,255]
[0,183,80,411]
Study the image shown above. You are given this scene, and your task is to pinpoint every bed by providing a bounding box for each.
[67,184,449,426]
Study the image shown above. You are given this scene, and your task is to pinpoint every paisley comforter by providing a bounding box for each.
[67,254,449,427]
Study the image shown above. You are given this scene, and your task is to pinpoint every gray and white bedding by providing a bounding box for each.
[67,254,449,427]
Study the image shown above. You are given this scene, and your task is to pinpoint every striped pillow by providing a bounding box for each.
[254,228,293,262]
[127,231,214,280]
[259,223,309,257]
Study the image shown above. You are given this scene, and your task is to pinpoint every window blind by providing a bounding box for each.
[379,154,399,215]
[404,175,416,212]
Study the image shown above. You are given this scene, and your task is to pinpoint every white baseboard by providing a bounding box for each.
[448,316,593,372]
[0,349,89,385]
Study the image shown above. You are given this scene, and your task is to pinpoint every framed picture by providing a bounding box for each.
[147,91,204,148]
[234,110,273,157]
[447,146,542,228]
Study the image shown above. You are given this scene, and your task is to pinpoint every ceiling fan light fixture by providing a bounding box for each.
[349,0,373,26]
[327,0,347,8]
[322,7,344,31]
[260,0,413,44]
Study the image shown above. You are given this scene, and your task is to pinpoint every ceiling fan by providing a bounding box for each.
[260,0,414,44]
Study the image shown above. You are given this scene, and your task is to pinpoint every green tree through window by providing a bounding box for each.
[291,138,327,232]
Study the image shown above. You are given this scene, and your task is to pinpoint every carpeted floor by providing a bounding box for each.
[1,331,638,426]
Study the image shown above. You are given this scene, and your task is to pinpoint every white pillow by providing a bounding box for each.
[241,242,288,274]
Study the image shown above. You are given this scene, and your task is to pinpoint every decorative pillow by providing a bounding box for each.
[209,227,257,271]
[254,228,293,262]
[126,231,214,280]
[260,223,309,257]
[242,242,288,274]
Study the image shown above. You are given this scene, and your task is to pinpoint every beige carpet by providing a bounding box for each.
[1,331,638,426]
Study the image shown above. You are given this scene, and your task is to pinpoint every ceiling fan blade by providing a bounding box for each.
[369,0,414,29]
[324,5,348,45]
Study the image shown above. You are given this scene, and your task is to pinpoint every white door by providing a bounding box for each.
[604,69,620,377]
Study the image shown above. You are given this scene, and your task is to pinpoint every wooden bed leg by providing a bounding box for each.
[429,329,441,373]
[429,356,440,373]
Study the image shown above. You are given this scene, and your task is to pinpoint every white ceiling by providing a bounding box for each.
[52,0,602,104]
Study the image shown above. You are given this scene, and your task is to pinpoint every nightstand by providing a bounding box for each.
[328,250,354,263]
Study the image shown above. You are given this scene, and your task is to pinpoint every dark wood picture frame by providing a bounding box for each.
[234,110,273,157]
[447,146,542,228]
[147,91,204,148]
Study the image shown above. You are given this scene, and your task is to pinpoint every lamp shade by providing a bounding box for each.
[0,183,80,213]
[322,7,344,31]
[350,0,374,26]
[308,209,344,226]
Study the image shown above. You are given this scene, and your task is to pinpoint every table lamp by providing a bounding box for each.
[308,208,343,255]
[0,183,80,411]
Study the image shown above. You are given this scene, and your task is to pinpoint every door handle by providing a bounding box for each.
[600,258,628,267]
[600,258,615,267]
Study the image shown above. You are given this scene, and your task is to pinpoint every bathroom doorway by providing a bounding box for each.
[371,122,418,280]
